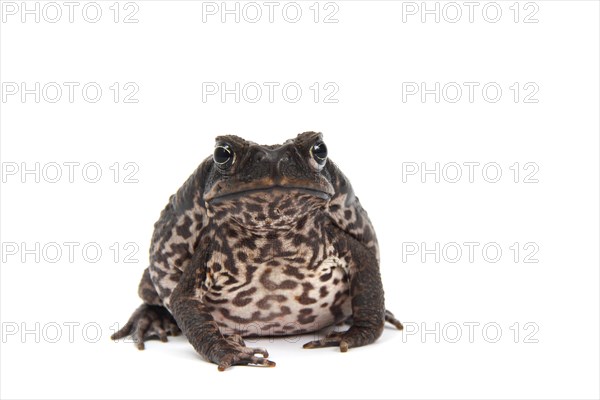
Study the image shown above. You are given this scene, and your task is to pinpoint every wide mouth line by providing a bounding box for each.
[208,186,331,202]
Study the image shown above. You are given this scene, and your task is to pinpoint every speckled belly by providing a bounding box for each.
[204,256,352,337]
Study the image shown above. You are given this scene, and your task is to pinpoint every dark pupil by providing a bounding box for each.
[313,142,327,161]
[214,145,232,165]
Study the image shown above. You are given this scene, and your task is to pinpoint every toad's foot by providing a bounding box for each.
[213,335,276,371]
[111,304,181,350]
[303,325,382,352]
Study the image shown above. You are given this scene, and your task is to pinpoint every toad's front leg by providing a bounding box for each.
[170,257,275,371]
[304,228,398,351]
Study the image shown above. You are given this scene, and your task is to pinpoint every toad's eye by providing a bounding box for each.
[311,141,328,164]
[214,143,234,167]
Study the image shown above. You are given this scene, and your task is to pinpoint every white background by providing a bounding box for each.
[1,1,599,399]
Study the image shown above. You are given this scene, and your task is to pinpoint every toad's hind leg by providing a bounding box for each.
[385,310,404,330]
[340,310,403,330]
[111,268,181,349]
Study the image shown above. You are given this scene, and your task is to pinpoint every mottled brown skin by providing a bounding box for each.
[112,131,403,370]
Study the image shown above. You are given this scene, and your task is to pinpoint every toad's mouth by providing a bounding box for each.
[207,185,332,203]
[205,177,334,203]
